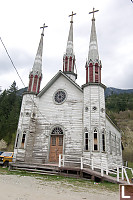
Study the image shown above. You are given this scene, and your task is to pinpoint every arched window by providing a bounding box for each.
[109,131,112,154]
[118,138,121,155]
[16,133,19,148]
[115,135,117,155]
[85,132,89,151]
[51,127,63,135]
[94,129,98,151]
[21,131,26,148]
[102,130,105,152]
[51,127,63,146]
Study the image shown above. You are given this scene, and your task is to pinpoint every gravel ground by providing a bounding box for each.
[0,174,119,200]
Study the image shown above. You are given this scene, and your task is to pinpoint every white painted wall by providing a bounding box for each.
[36,75,83,161]
[13,76,122,167]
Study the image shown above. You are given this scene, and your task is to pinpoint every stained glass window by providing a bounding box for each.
[54,90,66,104]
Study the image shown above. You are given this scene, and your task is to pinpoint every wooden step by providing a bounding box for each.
[10,168,59,175]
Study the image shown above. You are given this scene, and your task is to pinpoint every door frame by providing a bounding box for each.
[48,125,65,163]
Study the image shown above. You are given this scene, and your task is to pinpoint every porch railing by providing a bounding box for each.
[59,154,133,184]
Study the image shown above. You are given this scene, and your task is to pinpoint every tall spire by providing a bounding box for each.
[86,8,102,84]
[63,11,77,82]
[88,8,99,61]
[28,23,48,94]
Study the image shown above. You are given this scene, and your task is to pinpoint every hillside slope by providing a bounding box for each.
[105,87,133,96]
[113,110,133,162]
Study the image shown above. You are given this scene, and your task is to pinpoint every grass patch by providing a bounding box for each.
[107,162,133,182]
[0,166,119,192]
[128,161,133,169]
[124,162,133,180]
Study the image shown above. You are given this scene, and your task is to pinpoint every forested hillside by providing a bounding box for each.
[106,93,133,113]
[0,83,133,162]
[0,82,22,150]
[106,93,133,162]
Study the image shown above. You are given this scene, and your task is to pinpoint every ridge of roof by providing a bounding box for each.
[38,70,82,97]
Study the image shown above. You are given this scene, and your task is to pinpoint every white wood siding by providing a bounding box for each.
[36,75,83,161]
[83,85,106,153]
[13,76,122,167]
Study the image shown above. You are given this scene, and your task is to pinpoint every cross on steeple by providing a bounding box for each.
[40,23,48,36]
[69,11,76,23]
[89,8,99,19]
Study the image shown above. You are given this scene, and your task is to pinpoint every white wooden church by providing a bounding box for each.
[13,10,122,169]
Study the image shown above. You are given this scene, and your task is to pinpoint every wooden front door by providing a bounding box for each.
[49,135,63,162]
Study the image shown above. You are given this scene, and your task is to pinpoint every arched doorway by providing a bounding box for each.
[49,127,63,163]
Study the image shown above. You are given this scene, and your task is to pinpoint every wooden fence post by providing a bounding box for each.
[81,157,83,170]
[63,154,65,167]
[122,166,124,180]
[92,158,94,170]
[59,154,61,167]
[123,168,130,184]
[101,162,103,177]
[117,166,119,182]
[106,162,108,175]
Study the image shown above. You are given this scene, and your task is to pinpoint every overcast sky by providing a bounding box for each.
[0,0,133,91]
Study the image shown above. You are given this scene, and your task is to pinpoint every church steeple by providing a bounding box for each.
[28,23,48,94]
[63,11,77,82]
[86,8,102,84]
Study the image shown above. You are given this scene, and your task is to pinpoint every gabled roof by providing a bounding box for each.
[38,70,83,97]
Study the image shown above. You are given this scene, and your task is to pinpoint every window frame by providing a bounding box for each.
[21,132,26,149]
[53,89,67,105]
[84,132,89,151]
[109,131,112,154]
[93,128,99,151]
[102,130,106,152]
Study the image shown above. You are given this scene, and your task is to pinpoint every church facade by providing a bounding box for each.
[13,11,122,169]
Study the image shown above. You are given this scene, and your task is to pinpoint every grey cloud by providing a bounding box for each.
[0,48,34,75]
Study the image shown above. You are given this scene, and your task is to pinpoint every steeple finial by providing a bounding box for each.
[40,23,48,36]
[67,11,76,42]
[69,11,76,23]
[89,7,99,20]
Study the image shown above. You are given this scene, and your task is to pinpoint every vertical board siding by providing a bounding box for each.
[14,75,83,164]
[83,84,122,168]
[38,76,83,158]
[14,75,122,168]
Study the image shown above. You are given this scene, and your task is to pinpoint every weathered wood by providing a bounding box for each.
[10,162,127,184]
[13,72,122,171]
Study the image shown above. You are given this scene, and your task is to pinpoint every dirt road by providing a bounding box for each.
[0,174,119,200]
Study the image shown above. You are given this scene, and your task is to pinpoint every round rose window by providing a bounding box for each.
[54,90,66,104]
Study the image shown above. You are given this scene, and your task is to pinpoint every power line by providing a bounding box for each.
[0,37,51,125]
[0,37,26,88]
[1,37,132,124]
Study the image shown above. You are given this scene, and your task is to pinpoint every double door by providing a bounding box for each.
[49,135,63,162]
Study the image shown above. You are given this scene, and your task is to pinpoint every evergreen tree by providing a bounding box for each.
[106,93,133,113]
[0,82,22,146]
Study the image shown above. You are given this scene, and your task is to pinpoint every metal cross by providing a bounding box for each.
[40,23,48,36]
[69,11,76,23]
[89,8,99,19]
